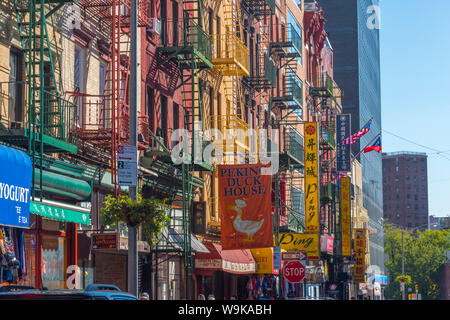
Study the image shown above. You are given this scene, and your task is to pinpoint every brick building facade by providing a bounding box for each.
[382,152,429,230]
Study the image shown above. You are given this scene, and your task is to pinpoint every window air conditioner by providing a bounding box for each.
[148,18,161,35]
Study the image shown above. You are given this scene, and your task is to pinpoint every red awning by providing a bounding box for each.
[195,241,256,276]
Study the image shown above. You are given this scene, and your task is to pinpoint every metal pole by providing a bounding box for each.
[274,172,283,299]
[401,230,405,300]
[128,0,139,297]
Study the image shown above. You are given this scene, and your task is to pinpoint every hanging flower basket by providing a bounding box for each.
[101,193,170,244]
[396,275,412,285]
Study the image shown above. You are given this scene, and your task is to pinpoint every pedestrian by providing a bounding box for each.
[140,292,150,300]
[197,293,206,300]
[208,294,216,300]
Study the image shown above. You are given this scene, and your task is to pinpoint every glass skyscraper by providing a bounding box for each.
[317,0,384,274]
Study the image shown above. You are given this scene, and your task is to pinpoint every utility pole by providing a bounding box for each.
[274,172,283,299]
[128,0,138,297]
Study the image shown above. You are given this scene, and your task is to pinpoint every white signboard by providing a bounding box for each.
[117,145,137,187]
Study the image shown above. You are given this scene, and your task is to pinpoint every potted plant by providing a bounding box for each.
[101,192,170,244]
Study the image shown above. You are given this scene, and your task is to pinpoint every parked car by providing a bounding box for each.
[0,284,138,300]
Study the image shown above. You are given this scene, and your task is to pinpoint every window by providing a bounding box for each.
[74,47,85,127]
[160,95,168,145]
[216,16,221,58]
[208,8,213,36]
[172,1,179,45]
[42,235,66,289]
[99,63,108,129]
[173,102,180,131]
[147,87,155,133]
[8,49,23,124]
[160,0,167,45]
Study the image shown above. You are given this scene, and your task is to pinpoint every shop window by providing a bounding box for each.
[41,235,66,289]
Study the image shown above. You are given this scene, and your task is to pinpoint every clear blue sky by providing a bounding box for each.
[380,0,450,217]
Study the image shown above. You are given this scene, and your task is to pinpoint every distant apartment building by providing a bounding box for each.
[429,215,450,230]
[382,152,429,230]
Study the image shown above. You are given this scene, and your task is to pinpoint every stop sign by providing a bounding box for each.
[283,261,306,283]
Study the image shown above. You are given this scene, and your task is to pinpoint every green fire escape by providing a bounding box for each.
[7,0,78,200]
[153,0,213,288]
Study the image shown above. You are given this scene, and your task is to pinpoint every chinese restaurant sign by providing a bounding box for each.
[218,163,273,250]
[341,177,351,256]
[92,233,119,250]
[353,228,367,282]
[336,114,351,172]
[277,233,320,260]
[192,201,206,235]
[304,122,319,233]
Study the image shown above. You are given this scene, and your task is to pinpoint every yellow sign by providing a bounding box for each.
[250,247,284,274]
[341,177,351,256]
[353,228,366,282]
[304,122,319,233]
[277,233,320,260]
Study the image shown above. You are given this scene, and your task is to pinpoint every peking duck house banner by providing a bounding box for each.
[218,163,273,250]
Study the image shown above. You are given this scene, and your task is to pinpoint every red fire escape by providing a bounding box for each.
[68,1,153,194]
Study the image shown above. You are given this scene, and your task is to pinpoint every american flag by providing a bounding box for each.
[342,120,372,145]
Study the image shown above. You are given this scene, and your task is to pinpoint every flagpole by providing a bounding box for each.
[351,133,381,161]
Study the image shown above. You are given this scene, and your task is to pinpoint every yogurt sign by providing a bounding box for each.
[0,145,32,228]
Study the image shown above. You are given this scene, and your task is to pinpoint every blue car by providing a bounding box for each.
[0,284,138,300]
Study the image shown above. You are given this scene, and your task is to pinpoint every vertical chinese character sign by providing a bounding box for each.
[304,122,319,233]
[336,114,351,172]
[353,228,366,282]
[218,163,273,250]
[192,201,206,235]
[341,177,351,256]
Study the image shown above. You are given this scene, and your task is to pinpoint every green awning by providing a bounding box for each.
[30,200,91,226]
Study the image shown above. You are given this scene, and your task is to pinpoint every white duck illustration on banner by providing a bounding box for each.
[230,199,264,242]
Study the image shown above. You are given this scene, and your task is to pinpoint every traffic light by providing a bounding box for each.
[415,284,419,293]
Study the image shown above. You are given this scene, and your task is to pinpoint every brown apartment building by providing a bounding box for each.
[382,152,429,230]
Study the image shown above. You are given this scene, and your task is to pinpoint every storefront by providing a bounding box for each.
[249,247,281,300]
[0,145,32,286]
[152,225,210,300]
[22,200,91,289]
[195,241,256,300]
[0,144,92,289]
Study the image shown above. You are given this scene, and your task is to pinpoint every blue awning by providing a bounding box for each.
[0,145,32,228]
